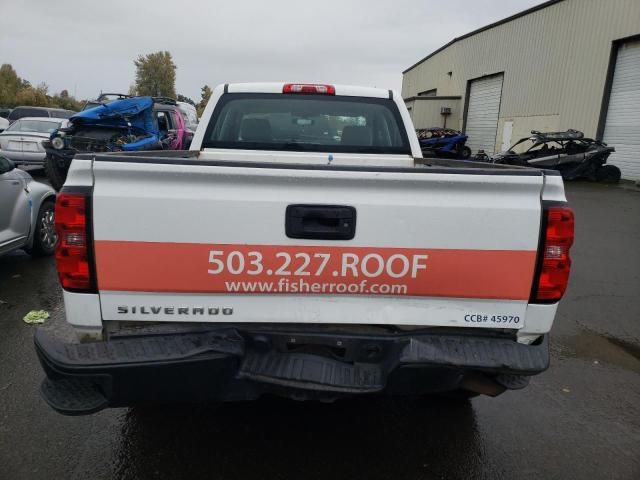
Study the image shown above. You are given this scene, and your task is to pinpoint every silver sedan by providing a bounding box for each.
[0,155,57,256]
[0,117,68,165]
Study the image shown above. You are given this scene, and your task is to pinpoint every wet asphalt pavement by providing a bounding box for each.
[1,174,639,480]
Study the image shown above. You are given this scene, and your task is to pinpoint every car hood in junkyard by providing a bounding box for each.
[69,97,158,136]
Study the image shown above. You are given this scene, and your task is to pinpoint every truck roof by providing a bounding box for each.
[226,83,395,99]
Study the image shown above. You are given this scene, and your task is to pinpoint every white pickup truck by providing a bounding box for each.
[36,83,574,415]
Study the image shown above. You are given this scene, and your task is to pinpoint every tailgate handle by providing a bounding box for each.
[286,205,356,240]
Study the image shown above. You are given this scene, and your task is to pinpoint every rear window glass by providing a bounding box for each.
[8,108,49,121]
[7,119,62,133]
[203,93,410,154]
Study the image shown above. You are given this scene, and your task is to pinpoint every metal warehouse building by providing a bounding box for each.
[402,0,640,180]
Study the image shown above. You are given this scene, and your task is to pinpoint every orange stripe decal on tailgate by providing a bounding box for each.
[94,241,537,300]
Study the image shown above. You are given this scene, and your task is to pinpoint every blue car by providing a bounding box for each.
[417,128,472,159]
[43,96,162,190]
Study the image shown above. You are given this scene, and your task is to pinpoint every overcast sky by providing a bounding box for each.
[1,0,541,101]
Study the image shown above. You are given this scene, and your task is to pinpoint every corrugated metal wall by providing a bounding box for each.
[406,98,461,129]
[402,0,640,149]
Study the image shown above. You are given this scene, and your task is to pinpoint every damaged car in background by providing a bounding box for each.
[416,127,471,159]
[43,95,187,190]
[474,129,620,183]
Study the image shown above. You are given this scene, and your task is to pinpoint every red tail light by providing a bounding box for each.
[283,84,335,95]
[533,207,574,302]
[55,192,94,291]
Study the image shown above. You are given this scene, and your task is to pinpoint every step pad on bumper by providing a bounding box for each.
[41,378,108,416]
[35,329,243,367]
[239,352,384,393]
[401,335,549,374]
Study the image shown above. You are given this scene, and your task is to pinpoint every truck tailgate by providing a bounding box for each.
[91,160,543,329]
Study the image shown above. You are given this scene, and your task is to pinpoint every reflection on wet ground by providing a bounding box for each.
[554,329,640,374]
[115,397,482,480]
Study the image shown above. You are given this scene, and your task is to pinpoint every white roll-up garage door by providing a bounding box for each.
[465,74,503,154]
[603,40,640,181]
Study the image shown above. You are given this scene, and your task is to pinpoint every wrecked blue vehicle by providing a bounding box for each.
[416,128,472,159]
[43,96,161,190]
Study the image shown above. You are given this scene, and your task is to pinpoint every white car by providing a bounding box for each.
[36,83,573,415]
[0,117,68,165]
[0,116,9,133]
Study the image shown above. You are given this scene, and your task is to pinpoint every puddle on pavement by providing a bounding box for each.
[554,329,640,374]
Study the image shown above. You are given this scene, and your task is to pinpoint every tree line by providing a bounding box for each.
[0,64,84,111]
[0,51,212,116]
